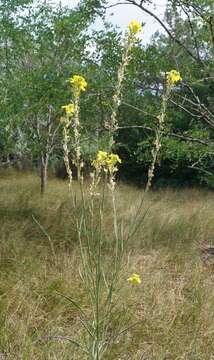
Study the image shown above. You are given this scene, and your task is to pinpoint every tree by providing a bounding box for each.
[0,0,94,193]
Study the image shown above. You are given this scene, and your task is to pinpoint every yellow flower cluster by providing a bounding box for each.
[70,75,87,93]
[128,20,142,35]
[97,150,108,161]
[61,103,75,116]
[127,273,141,285]
[107,153,122,167]
[167,70,182,85]
[92,151,122,172]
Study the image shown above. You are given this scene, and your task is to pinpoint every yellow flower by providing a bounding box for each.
[92,151,107,169]
[167,70,182,85]
[128,20,142,35]
[92,151,122,172]
[61,103,75,116]
[97,151,108,162]
[106,153,122,167]
[127,273,141,285]
[70,75,87,92]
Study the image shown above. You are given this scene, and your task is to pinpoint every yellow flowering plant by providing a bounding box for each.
[61,69,125,358]
[59,20,146,359]
[61,74,87,182]
[106,20,142,150]
[146,69,182,191]
[60,75,87,187]
[59,19,181,360]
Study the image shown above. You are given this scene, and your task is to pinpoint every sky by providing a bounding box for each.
[60,0,167,43]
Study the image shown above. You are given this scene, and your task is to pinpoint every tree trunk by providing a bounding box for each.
[40,154,49,195]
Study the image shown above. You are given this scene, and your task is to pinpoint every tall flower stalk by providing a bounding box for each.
[59,22,181,360]
[85,151,123,359]
[106,20,142,150]
[146,70,182,191]
[61,75,87,185]
[70,75,87,181]
[61,104,75,189]
[59,21,142,360]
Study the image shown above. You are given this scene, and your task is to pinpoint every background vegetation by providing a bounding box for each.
[0,0,213,190]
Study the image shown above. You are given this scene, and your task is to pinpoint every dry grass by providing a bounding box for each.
[0,172,214,359]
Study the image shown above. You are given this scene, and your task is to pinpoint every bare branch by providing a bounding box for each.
[184,83,214,130]
[117,125,210,146]
[188,165,213,176]
[122,0,205,67]
[170,98,202,119]
[178,1,202,63]
[122,101,157,118]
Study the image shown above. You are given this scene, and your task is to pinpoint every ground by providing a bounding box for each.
[0,171,214,359]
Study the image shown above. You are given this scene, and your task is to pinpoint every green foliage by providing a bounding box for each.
[0,0,213,188]
[113,0,214,188]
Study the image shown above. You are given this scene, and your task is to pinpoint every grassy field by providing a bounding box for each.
[0,172,214,359]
